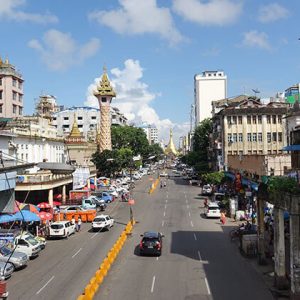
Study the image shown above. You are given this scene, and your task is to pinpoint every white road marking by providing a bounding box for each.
[91,232,99,239]
[156,257,159,261]
[187,205,189,209]
[162,220,164,227]
[205,277,211,295]
[36,276,55,295]
[185,199,188,203]
[166,199,168,203]
[188,212,191,217]
[166,194,168,198]
[151,276,156,293]
[72,248,82,258]
[193,233,197,241]
[163,211,166,217]
[190,221,194,227]
[198,250,202,261]
[165,204,167,210]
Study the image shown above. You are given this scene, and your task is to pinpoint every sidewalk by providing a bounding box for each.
[222,217,290,300]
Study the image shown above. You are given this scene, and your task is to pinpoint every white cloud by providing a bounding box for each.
[258,3,289,23]
[28,29,100,71]
[88,0,184,45]
[242,30,271,50]
[85,59,188,144]
[0,0,58,24]
[172,0,242,26]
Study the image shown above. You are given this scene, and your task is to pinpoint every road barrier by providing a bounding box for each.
[77,219,135,300]
[149,178,159,194]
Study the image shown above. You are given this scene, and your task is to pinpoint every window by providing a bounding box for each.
[18,81,22,89]
[0,105,2,114]
[252,116,257,124]
[258,116,262,124]
[13,92,17,100]
[247,116,251,124]
[233,133,237,142]
[19,107,22,115]
[278,116,282,124]
[53,117,56,121]
[63,125,69,129]
[78,125,83,128]
[267,116,271,124]
[232,116,237,124]
[19,94,22,102]
[0,91,2,100]
[12,78,17,87]
[64,117,69,121]
[278,132,282,142]
[91,116,96,120]
[272,115,276,124]
[267,132,271,143]
[238,133,243,142]
[227,116,231,124]
[272,132,277,142]
[252,133,257,142]
[238,116,242,124]
[258,133,262,142]
[13,105,16,114]
[101,97,107,102]
[227,134,232,143]
[247,133,251,142]
[77,116,83,120]
[0,78,2,85]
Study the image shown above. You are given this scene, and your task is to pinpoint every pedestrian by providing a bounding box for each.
[220,211,226,225]
[77,217,82,232]
[71,216,75,227]
[160,181,163,188]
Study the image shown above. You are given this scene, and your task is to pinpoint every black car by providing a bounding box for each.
[139,231,164,256]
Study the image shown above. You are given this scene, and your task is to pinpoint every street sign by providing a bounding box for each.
[128,199,135,205]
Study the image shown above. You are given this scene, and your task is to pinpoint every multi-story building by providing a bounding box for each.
[0,57,24,118]
[285,83,300,105]
[140,124,159,145]
[211,95,291,176]
[35,94,63,120]
[6,116,66,164]
[194,70,227,125]
[52,106,127,140]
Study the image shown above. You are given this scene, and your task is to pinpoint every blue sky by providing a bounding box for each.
[0,0,299,145]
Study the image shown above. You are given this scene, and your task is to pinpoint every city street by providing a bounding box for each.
[7,174,274,300]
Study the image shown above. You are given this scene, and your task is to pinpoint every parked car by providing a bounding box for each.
[139,231,164,256]
[25,232,47,250]
[98,192,114,203]
[0,261,14,279]
[92,215,114,231]
[0,246,28,270]
[60,205,89,213]
[14,233,41,258]
[48,221,76,239]
[202,184,212,196]
[159,172,168,177]
[205,202,221,218]
[84,196,106,212]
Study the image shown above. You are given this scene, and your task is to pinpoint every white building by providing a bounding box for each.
[140,124,159,144]
[194,70,227,125]
[7,117,66,164]
[52,106,127,140]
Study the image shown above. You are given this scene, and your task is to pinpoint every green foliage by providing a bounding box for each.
[181,118,212,173]
[202,172,225,185]
[268,176,300,198]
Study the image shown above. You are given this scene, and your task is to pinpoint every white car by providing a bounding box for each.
[14,233,41,258]
[159,172,168,177]
[205,203,221,218]
[202,185,212,195]
[48,221,76,239]
[92,215,114,231]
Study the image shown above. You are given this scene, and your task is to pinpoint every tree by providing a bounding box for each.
[202,172,225,185]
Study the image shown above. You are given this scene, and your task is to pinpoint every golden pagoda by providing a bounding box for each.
[165,128,178,156]
[65,114,84,143]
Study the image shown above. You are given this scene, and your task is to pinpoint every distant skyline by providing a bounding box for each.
[0,0,299,145]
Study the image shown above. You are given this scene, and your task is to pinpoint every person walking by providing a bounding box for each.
[220,211,226,225]
[77,217,82,232]
[71,216,76,227]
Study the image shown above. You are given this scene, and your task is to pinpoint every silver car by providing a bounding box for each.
[0,261,14,279]
[0,246,28,270]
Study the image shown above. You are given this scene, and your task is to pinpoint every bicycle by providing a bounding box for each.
[229,227,243,242]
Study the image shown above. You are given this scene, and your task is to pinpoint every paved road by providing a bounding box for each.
[96,176,274,300]
[7,176,152,300]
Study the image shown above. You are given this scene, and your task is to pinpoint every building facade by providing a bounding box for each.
[35,94,63,120]
[52,106,127,141]
[140,124,159,145]
[194,70,227,125]
[211,96,291,176]
[0,57,24,118]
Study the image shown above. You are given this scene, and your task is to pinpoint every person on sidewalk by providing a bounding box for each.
[77,217,82,232]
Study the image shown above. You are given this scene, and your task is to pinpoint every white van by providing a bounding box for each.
[48,221,76,239]
[14,233,41,258]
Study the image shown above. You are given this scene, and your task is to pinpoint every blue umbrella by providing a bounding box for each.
[14,211,40,222]
[0,214,16,224]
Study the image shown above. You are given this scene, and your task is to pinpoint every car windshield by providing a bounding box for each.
[215,195,224,201]
[25,236,38,246]
[0,246,11,256]
[51,224,64,229]
[94,218,105,222]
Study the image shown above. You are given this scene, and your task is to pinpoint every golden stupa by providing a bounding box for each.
[165,128,177,156]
